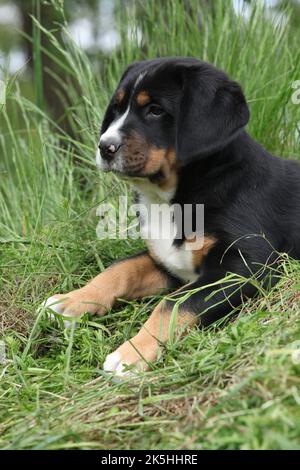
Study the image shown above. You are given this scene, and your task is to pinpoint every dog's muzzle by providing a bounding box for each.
[98,135,122,162]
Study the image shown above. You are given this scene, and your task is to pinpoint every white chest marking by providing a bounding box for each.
[134,181,199,283]
[147,235,198,283]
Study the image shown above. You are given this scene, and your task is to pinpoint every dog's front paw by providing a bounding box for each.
[41,285,112,320]
[103,335,160,376]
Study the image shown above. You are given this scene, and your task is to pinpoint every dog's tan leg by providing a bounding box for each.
[104,294,197,375]
[43,253,170,318]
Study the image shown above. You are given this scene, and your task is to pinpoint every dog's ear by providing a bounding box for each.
[175,62,250,165]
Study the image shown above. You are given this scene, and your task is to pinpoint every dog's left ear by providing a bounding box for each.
[175,62,250,165]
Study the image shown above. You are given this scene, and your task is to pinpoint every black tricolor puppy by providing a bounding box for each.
[45,57,300,375]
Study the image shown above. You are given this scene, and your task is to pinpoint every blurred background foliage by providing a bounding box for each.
[1,0,300,123]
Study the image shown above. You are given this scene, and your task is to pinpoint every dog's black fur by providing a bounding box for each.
[99,57,300,326]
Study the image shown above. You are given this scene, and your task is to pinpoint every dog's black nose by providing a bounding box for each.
[98,136,121,160]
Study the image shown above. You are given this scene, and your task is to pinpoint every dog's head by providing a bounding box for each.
[97,57,249,184]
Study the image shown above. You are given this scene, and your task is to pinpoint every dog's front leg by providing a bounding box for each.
[103,288,198,375]
[104,267,260,375]
[43,252,173,319]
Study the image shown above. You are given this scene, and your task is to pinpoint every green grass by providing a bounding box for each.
[0,0,300,450]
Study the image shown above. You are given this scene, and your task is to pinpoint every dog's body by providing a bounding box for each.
[45,58,300,375]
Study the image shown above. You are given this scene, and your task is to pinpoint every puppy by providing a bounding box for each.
[45,57,300,375]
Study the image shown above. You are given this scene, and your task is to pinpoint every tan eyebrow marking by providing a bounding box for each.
[116,89,125,104]
[136,90,151,106]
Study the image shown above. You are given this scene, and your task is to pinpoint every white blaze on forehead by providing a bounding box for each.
[133,70,147,90]
[100,106,130,143]
[99,70,147,144]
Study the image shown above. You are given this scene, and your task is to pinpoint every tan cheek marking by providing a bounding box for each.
[136,90,150,106]
[144,147,166,174]
[145,146,178,190]
[165,147,177,166]
[158,148,178,191]
[186,236,216,269]
[116,89,125,104]
[123,131,149,166]
[124,137,178,188]
[144,147,178,183]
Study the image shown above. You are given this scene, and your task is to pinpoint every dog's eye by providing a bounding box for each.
[146,104,164,117]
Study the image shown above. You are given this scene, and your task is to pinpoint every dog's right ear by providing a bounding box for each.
[175,61,250,166]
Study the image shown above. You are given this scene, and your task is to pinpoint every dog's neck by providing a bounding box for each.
[131,177,176,204]
[129,131,262,206]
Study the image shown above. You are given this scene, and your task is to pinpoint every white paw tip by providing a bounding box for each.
[41,296,63,314]
[116,361,131,376]
[39,296,75,328]
[103,352,121,372]
[103,352,136,377]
